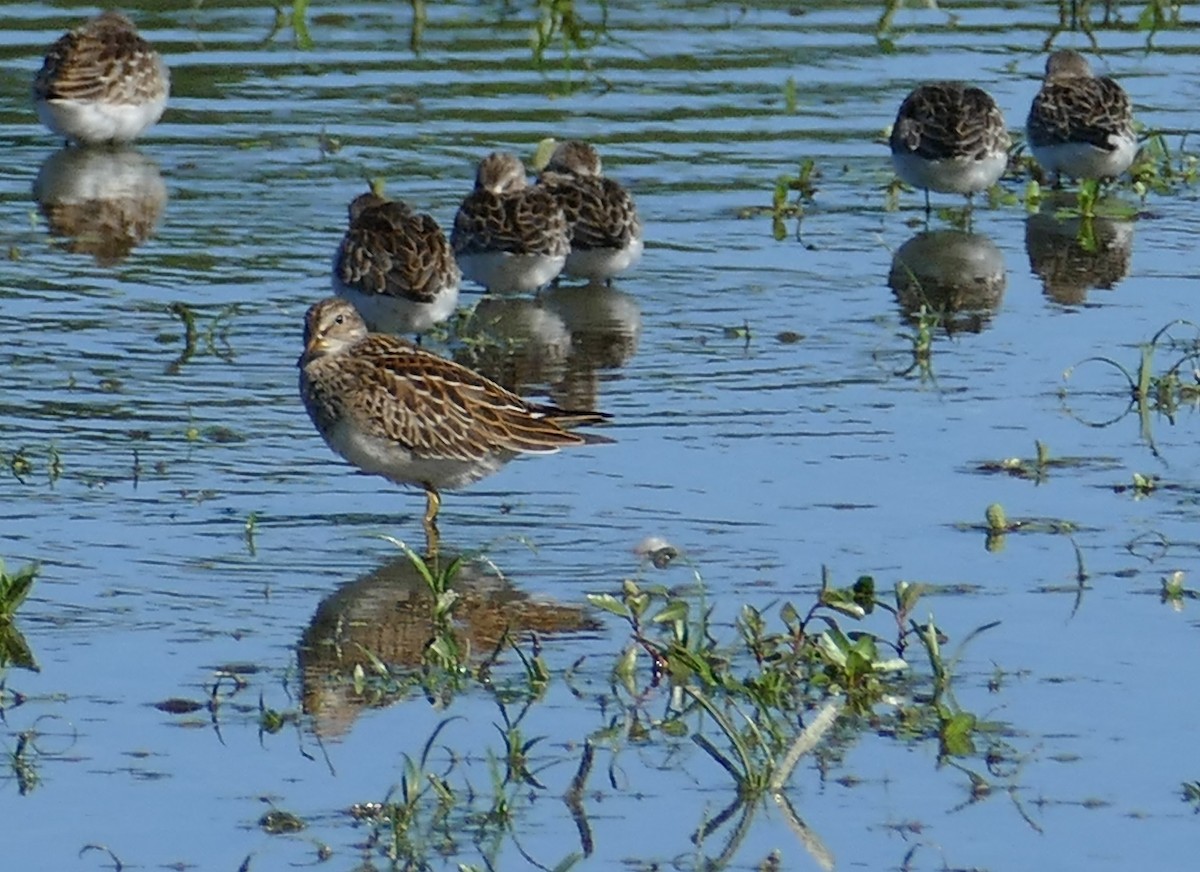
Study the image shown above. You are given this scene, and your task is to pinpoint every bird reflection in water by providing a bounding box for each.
[33,146,167,265]
[888,229,1006,335]
[542,283,642,412]
[454,296,574,395]
[1025,210,1133,305]
[456,283,642,412]
[297,550,600,737]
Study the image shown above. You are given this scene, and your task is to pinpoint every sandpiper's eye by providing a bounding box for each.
[334,314,344,325]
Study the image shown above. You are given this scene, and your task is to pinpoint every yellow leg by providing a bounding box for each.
[422,486,441,558]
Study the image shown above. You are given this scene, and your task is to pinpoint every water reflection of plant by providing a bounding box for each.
[1063,320,1200,454]
[1040,0,1184,50]
[532,0,610,72]
[585,566,1015,864]
[1,560,52,796]
[265,0,612,73]
[0,560,38,671]
[229,545,1026,868]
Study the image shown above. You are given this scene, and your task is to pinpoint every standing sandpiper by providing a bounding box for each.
[1026,49,1136,185]
[536,140,644,283]
[33,11,169,145]
[890,82,1011,212]
[298,298,608,554]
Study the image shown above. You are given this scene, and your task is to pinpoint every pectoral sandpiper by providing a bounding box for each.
[298,297,608,553]
[33,10,169,145]
[451,152,570,293]
[536,140,644,283]
[889,82,1011,212]
[1026,49,1136,185]
[333,191,461,336]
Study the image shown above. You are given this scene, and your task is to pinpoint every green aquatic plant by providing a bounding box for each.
[1024,176,1043,211]
[240,544,1021,869]
[265,0,313,49]
[381,537,468,673]
[1160,571,1198,610]
[4,729,40,795]
[771,159,818,240]
[735,159,818,240]
[591,566,967,786]
[957,502,1077,553]
[1130,131,1200,199]
[0,560,37,624]
[1182,779,1200,810]
[891,304,938,380]
[0,563,36,671]
[782,75,798,114]
[1042,0,1182,51]
[975,439,1064,482]
[244,512,259,555]
[1077,177,1101,218]
[164,302,240,375]
[1129,472,1157,498]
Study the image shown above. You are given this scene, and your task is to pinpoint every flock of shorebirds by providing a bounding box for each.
[32,10,1138,552]
[890,48,1136,208]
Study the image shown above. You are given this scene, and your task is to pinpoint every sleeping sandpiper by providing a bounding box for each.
[451,152,570,293]
[536,140,644,283]
[333,191,461,336]
[889,82,1011,211]
[33,10,169,145]
[1026,49,1136,185]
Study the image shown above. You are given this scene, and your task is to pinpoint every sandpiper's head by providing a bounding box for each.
[92,10,139,32]
[1045,49,1093,81]
[546,140,603,176]
[303,297,369,359]
[347,191,388,222]
[475,152,527,194]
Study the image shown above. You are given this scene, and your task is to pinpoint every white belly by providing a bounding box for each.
[456,251,566,294]
[564,236,644,281]
[891,151,1007,195]
[1027,135,1137,180]
[36,92,167,144]
[324,419,507,492]
[332,272,460,336]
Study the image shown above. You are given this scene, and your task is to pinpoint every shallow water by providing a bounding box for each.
[4,1,1200,869]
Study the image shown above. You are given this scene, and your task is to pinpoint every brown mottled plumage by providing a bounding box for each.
[889,82,1010,210]
[298,297,608,551]
[451,152,569,292]
[536,140,644,281]
[333,191,460,335]
[1026,50,1136,183]
[33,10,169,144]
